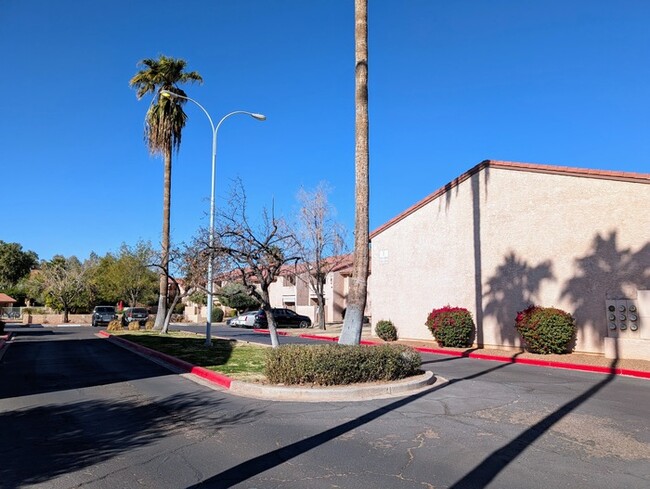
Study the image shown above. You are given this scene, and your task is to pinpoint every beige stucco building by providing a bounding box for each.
[370,160,650,360]
[268,256,369,325]
[187,256,370,326]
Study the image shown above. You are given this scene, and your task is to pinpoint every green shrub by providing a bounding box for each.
[515,305,576,354]
[425,306,475,347]
[211,307,224,322]
[375,319,398,341]
[265,343,421,386]
[107,319,122,331]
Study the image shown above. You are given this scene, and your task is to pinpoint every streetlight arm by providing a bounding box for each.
[159,89,216,133]
[216,111,267,133]
[158,89,265,347]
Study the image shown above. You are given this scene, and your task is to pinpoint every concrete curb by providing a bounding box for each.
[97,330,440,401]
[253,330,650,380]
[229,371,439,402]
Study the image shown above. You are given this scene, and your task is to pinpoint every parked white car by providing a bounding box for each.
[230,311,257,328]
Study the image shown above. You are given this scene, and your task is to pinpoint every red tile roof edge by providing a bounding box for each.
[370,159,649,239]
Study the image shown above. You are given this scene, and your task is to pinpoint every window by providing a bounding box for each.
[283,275,296,286]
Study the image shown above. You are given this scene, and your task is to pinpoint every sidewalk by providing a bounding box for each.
[272,323,650,379]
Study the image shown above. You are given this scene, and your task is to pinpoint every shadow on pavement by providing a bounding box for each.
[0,393,263,488]
[0,337,177,399]
[448,357,620,488]
[188,355,527,488]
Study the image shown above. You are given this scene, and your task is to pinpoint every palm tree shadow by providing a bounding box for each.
[187,354,525,488]
[483,252,554,347]
[449,353,620,488]
[561,231,649,344]
[420,348,480,365]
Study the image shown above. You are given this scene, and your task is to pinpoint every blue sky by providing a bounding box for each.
[1,0,649,262]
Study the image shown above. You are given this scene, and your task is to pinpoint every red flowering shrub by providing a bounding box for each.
[515,305,576,354]
[425,306,475,347]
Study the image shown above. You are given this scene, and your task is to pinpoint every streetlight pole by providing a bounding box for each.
[159,90,266,345]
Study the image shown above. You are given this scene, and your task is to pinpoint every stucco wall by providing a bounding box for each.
[371,173,477,341]
[268,278,286,308]
[371,165,650,356]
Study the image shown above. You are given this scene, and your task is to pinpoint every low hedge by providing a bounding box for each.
[515,305,576,354]
[425,306,475,347]
[265,344,422,386]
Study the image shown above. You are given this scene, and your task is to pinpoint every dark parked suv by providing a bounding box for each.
[253,308,311,328]
[121,307,149,327]
[92,306,116,327]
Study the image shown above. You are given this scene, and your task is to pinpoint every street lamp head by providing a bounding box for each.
[250,113,266,121]
[159,89,176,99]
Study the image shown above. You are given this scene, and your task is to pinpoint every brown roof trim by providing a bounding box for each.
[370,159,650,239]
[0,293,17,303]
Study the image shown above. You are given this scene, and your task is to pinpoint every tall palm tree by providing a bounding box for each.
[339,0,370,345]
[130,55,203,331]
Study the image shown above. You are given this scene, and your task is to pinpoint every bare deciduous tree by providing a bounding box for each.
[37,256,92,323]
[210,181,299,347]
[295,182,347,330]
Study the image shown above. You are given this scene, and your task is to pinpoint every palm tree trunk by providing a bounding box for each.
[154,150,172,331]
[339,0,369,346]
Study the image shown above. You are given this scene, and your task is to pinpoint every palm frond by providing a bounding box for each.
[130,55,203,156]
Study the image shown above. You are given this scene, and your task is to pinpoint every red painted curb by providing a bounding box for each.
[98,331,232,388]
[294,334,650,380]
[252,328,290,336]
[0,332,13,352]
[98,330,650,382]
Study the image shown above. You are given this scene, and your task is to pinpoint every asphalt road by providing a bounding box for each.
[1,325,648,489]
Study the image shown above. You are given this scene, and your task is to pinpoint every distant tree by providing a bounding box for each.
[340,0,370,345]
[216,283,260,313]
[295,182,347,330]
[210,181,300,347]
[36,256,92,322]
[92,242,158,307]
[188,291,207,306]
[89,253,119,305]
[130,55,203,331]
[0,241,38,288]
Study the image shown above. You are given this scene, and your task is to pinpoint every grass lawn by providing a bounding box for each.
[113,331,268,380]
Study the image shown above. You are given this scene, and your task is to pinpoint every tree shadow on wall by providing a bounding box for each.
[482,252,555,346]
[561,231,650,338]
